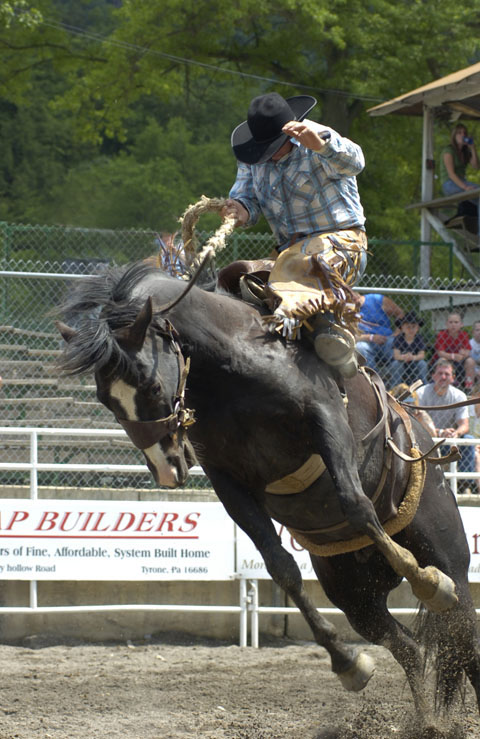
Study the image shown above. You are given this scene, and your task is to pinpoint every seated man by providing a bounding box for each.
[433,311,474,390]
[390,311,429,387]
[355,293,404,378]
[416,359,474,492]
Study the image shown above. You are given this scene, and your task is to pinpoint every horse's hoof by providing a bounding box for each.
[337,651,375,692]
[422,568,458,613]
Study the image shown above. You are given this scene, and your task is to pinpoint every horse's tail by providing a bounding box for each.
[414,606,467,712]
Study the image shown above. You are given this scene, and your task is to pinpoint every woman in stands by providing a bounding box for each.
[440,123,479,230]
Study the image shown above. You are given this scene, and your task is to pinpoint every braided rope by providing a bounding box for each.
[179,195,236,268]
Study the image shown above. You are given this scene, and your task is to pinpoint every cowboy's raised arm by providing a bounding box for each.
[283,119,365,177]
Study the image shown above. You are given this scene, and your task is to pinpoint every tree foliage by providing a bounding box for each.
[0,0,479,250]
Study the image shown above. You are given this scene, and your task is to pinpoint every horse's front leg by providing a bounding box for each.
[312,405,458,613]
[205,464,374,692]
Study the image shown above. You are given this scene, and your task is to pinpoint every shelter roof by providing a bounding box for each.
[368,62,480,118]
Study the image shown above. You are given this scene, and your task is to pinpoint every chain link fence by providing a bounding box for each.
[1,221,480,492]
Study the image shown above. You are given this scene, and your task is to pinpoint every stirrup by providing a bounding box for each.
[239,275,267,307]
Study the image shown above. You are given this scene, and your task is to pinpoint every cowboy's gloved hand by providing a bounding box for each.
[221,199,249,226]
[282,120,330,152]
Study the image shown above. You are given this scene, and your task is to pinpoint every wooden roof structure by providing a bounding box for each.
[368,62,480,120]
[367,63,480,280]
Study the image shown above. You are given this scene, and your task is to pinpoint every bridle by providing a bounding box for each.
[114,319,195,450]
[112,248,217,450]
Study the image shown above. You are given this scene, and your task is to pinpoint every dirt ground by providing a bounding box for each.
[0,634,479,739]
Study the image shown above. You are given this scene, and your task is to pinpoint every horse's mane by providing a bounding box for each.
[57,262,175,377]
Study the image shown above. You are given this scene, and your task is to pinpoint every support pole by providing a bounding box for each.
[249,580,259,648]
[239,578,248,647]
[420,105,435,285]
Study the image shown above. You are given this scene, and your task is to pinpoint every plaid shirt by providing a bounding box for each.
[229,121,366,249]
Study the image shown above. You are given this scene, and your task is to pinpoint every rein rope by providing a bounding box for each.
[180,195,235,269]
[404,395,480,412]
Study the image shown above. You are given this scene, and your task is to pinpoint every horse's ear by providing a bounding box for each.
[56,321,77,343]
[114,296,153,351]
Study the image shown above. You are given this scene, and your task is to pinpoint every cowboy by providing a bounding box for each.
[221,92,367,378]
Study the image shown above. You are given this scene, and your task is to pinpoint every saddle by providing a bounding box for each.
[266,369,461,556]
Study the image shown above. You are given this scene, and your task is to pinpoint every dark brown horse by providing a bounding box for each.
[56,261,480,732]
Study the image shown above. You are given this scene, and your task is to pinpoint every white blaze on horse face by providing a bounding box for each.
[110,379,137,420]
[109,379,178,488]
[143,442,179,488]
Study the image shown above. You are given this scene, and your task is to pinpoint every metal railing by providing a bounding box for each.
[0,426,477,498]
[0,426,205,499]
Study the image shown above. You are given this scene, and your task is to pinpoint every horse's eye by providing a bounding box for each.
[150,383,162,397]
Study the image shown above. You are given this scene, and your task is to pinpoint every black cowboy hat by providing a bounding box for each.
[399,311,424,327]
[231,92,317,165]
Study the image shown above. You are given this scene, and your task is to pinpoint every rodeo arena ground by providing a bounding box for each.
[3,187,480,739]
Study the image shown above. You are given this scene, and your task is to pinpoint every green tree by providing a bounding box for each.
[48,0,480,242]
[49,0,478,140]
[0,0,479,247]
[47,117,235,230]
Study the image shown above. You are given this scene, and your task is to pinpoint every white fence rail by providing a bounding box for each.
[1,426,477,497]
[0,426,479,646]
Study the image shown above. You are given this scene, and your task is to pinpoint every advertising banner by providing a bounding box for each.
[237,509,480,582]
[458,507,480,582]
[1,498,480,584]
[236,523,316,579]
[0,500,235,581]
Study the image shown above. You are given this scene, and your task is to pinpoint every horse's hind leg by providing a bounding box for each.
[311,406,457,612]
[205,465,374,692]
[311,551,434,722]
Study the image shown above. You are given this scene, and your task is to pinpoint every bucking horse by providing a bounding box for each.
[55,211,480,736]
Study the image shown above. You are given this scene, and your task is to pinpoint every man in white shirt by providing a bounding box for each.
[416,359,474,489]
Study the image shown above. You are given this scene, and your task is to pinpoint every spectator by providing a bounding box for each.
[355,294,404,377]
[469,320,480,383]
[440,123,479,232]
[416,359,474,492]
[390,382,436,437]
[390,311,429,387]
[468,382,480,494]
[433,311,474,389]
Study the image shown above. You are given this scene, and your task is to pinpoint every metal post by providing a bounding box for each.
[450,459,458,497]
[29,581,38,609]
[420,105,434,284]
[239,578,248,647]
[30,430,38,500]
[249,580,259,648]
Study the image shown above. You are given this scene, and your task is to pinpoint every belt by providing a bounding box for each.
[276,226,365,253]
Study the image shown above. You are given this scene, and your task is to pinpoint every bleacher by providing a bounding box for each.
[0,325,140,476]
